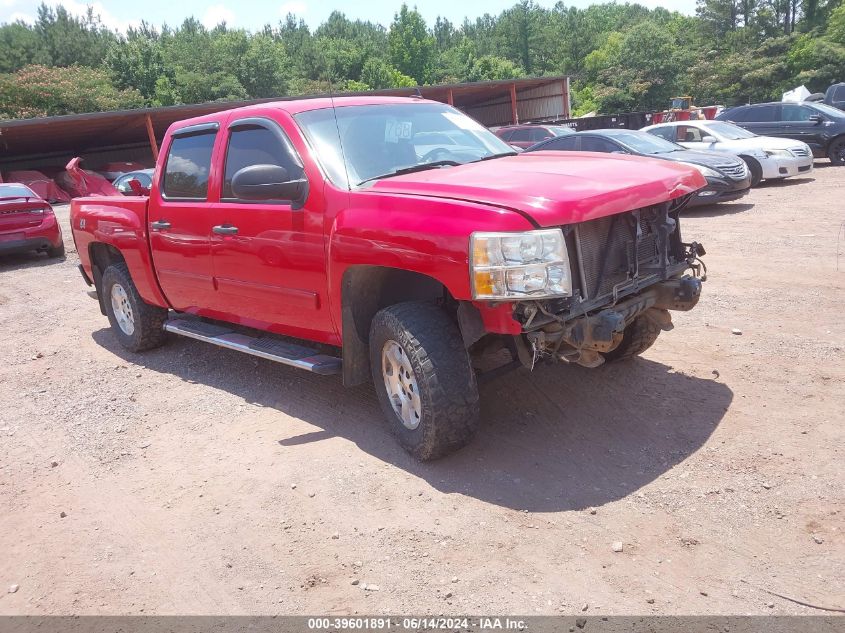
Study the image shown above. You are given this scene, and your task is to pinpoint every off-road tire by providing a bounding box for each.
[369,301,480,461]
[46,242,65,258]
[828,137,845,166]
[741,156,763,187]
[603,314,662,363]
[101,263,168,352]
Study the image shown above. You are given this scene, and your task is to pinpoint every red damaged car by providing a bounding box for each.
[0,183,65,258]
[71,96,707,459]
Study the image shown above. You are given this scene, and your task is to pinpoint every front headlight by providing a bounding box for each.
[765,149,792,158]
[678,162,721,178]
[471,229,572,300]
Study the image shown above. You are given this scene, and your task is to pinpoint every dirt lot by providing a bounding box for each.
[1,164,843,616]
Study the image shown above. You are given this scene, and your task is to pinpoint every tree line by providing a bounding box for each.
[0,0,843,121]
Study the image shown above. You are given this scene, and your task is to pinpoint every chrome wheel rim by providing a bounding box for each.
[381,340,421,430]
[110,283,135,336]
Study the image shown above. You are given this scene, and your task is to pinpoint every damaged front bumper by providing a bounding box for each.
[515,275,702,369]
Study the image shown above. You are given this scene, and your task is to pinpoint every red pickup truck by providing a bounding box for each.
[71,96,707,460]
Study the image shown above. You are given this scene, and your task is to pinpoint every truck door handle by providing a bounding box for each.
[150,220,171,231]
[212,224,239,236]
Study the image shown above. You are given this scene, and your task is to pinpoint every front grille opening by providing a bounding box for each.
[573,209,663,301]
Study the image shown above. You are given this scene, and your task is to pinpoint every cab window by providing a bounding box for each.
[222,122,304,201]
[162,131,216,200]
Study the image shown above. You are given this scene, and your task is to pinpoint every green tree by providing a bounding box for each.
[0,22,50,73]
[0,64,143,118]
[388,5,435,84]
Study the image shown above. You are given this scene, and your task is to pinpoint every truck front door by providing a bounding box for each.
[209,116,331,341]
[148,123,219,313]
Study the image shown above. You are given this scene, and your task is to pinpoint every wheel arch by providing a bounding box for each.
[88,243,127,315]
[340,265,454,387]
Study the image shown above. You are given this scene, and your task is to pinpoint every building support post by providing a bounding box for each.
[561,78,571,119]
[510,83,519,125]
[145,114,159,161]
[447,88,454,106]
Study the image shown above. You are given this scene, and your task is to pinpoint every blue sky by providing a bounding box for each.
[2,0,698,32]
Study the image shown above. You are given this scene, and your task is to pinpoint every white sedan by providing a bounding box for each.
[641,120,813,186]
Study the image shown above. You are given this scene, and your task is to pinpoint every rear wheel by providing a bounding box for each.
[369,302,480,461]
[740,156,763,186]
[603,314,662,363]
[101,263,168,352]
[828,138,845,166]
[46,242,65,258]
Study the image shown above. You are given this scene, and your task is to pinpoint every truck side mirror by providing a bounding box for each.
[231,164,306,203]
[701,135,717,144]
[808,114,824,125]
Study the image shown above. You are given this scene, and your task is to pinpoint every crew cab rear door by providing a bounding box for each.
[209,115,331,339]
[148,122,220,312]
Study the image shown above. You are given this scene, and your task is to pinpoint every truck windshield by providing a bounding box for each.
[294,102,514,188]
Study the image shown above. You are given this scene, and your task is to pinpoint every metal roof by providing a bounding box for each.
[0,76,569,163]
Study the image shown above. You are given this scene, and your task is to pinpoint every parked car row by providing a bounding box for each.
[0,159,152,204]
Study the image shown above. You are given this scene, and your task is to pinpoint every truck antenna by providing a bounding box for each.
[327,75,352,191]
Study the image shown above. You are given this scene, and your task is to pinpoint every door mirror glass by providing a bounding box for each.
[231,164,305,202]
[701,135,718,143]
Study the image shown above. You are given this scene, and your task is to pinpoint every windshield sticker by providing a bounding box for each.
[385,120,413,143]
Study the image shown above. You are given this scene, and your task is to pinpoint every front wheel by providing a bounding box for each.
[602,313,662,363]
[828,138,845,166]
[369,302,480,461]
[101,263,169,352]
[740,156,763,187]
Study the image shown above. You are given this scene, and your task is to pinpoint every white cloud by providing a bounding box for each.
[202,4,235,28]
[279,1,307,16]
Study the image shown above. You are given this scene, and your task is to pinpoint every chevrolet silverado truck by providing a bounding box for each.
[71,96,707,460]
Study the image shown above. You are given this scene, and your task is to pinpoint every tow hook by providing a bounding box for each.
[684,241,708,281]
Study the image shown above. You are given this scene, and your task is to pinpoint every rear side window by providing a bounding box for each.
[649,127,676,142]
[834,86,845,100]
[497,129,514,141]
[222,123,304,200]
[541,136,578,151]
[162,132,216,199]
[742,105,778,122]
[580,137,619,153]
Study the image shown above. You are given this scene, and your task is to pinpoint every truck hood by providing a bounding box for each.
[367,152,706,227]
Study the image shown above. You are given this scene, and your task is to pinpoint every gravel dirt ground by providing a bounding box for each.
[0,163,843,616]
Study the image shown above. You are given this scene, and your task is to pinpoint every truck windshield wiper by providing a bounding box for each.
[472,151,518,163]
[357,160,461,186]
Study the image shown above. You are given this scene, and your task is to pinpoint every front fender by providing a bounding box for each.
[328,193,534,297]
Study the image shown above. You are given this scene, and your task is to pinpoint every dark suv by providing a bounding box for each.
[824,82,845,111]
[717,101,845,165]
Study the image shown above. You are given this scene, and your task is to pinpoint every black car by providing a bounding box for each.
[526,129,752,207]
[113,169,154,195]
[717,101,845,165]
